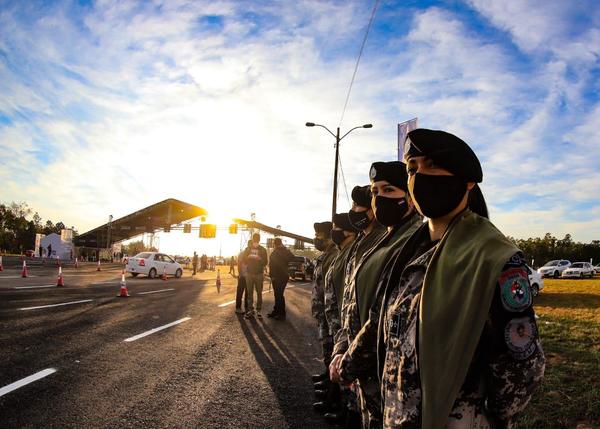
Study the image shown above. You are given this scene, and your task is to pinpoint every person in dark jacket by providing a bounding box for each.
[268,238,295,320]
[243,233,268,319]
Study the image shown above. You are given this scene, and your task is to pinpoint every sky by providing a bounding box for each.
[1,0,599,256]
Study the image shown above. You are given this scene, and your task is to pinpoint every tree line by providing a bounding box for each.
[508,233,600,267]
[0,201,77,254]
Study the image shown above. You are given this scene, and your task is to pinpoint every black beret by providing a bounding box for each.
[351,185,372,208]
[404,128,483,183]
[313,221,333,234]
[369,161,409,191]
[332,212,357,232]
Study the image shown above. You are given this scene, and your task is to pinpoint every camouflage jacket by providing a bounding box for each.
[381,248,545,429]
[311,245,338,339]
[324,242,356,340]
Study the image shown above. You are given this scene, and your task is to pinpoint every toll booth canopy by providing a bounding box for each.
[74,198,207,248]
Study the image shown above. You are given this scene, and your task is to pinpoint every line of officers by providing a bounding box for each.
[309,129,545,429]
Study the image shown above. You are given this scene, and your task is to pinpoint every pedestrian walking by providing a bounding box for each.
[267,238,295,320]
[235,243,250,314]
[192,251,198,276]
[229,256,236,277]
[378,129,545,428]
[47,243,52,259]
[243,233,268,319]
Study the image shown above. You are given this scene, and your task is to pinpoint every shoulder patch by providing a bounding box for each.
[504,316,537,360]
[499,267,532,312]
[504,253,525,268]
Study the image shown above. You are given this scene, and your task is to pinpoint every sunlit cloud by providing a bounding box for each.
[0,0,598,255]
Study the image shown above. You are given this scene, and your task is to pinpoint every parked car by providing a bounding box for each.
[288,256,312,281]
[526,265,544,296]
[537,260,571,278]
[126,252,183,278]
[594,264,600,275]
[561,262,595,279]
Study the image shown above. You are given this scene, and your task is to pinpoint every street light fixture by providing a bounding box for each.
[305,122,373,220]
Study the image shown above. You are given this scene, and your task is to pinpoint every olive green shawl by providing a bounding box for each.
[355,214,421,325]
[419,210,519,429]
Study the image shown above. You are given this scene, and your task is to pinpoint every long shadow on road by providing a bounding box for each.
[238,316,326,429]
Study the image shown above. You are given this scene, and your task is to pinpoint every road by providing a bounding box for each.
[0,264,328,428]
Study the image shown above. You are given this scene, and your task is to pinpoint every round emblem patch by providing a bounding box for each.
[369,165,377,180]
[499,267,532,312]
[504,317,537,360]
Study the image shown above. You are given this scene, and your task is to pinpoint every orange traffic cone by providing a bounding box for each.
[117,270,129,297]
[56,266,65,287]
[216,269,221,294]
[97,260,101,271]
[0,255,3,272]
[161,266,167,281]
[21,260,28,278]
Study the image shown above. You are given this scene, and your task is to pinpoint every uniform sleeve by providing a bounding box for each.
[311,262,328,339]
[338,310,379,382]
[484,254,546,426]
[324,269,343,342]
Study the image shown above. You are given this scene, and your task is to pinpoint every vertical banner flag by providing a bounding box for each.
[398,118,418,160]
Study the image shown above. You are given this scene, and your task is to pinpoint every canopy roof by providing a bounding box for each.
[74,198,207,247]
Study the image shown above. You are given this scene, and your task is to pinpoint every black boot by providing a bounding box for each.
[314,380,329,390]
[312,372,328,382]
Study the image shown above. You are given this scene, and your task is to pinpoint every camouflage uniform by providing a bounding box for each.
[336,217,421,429]
[381,247,545,429]
[312,245,338,367]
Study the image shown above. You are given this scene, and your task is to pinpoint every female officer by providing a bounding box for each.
[378,129,545,429]
[331,161,422,429]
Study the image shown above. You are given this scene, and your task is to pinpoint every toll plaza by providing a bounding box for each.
[74,198,208,261]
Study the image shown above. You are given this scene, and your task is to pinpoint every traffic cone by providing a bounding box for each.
[21,260,28,278]
[161,266,167,281]
[97,260,101,271]
[0,255,3,272]
[56,266,65,287]
[117,270,129,297]
[216,269,221,294]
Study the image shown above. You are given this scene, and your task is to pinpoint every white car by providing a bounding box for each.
[526,265,544,296]
[537,260,571,278]
[561,262,595,279]
[126,252,183,279]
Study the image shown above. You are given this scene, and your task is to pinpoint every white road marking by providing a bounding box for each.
[19,299,93,311]
[0,368,57,397]
[218,299,237,308]
[123,317,191,342]
[138,288,175,295]
[0,275,38,278]
[14,284,57,289]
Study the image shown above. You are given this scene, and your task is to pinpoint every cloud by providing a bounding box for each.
[0,0,599,255]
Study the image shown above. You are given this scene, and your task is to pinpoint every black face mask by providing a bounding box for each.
[348,209,371,230]
[331,229,348,247]
[410,173,467,218]
[373,195,409,227]
[314,237,326,251]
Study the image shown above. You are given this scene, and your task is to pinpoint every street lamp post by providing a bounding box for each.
[305,122,373,220]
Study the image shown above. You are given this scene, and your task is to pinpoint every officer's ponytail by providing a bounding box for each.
[468,184,488,219]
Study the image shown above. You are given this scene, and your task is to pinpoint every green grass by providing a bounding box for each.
[518,277,600,429]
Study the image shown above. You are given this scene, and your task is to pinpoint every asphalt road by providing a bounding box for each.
[0,264,328,428]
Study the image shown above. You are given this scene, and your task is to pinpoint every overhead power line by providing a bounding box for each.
[338,0,380,128]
